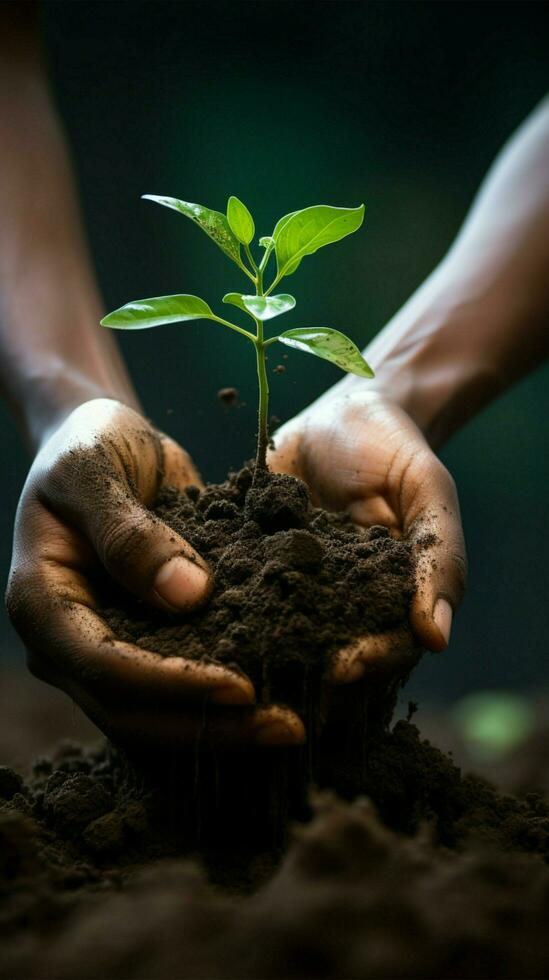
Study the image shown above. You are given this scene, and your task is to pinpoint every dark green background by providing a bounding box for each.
[1,1,548,704]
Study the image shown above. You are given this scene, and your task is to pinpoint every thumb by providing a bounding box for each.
[56,476,210,612]
[94,487,211,611]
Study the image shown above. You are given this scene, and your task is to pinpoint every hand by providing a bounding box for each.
[269,390,467,682]
[7,399,305,749]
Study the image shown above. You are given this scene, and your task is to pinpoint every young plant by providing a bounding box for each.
[101,195,374,479]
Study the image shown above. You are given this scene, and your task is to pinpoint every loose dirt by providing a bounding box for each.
[99,465,417,720]
[2,468,547,978]
[2,721,549,979]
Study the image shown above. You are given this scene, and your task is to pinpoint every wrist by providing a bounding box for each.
[365,313,504,449]
[19,360,140,454]
[0,297,141,453]
[328,267,509,449]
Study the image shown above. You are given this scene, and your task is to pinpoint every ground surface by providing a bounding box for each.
[2,669,549,980]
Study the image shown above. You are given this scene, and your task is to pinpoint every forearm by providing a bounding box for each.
[0,5,139,452]
[340,98,549,448]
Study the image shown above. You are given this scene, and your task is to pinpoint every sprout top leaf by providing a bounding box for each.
[227,196,255,246]
[274,204,365,281]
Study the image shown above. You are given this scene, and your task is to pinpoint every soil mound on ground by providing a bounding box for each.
[1,721,549,979]
[3,468,547,977]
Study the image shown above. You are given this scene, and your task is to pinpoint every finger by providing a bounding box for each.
[42,446,211,613]
[111,704,306,750]
[28,597,256,708]
[71,687,305,751]
[7,529,254,710]
[404,461,467,652]
[329,627,418,684]
[159,434,205,492]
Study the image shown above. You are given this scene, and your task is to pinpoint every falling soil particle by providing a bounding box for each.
[217,387,239,407]
[273,364,286,374]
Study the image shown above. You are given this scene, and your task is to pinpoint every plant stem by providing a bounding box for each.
[253,325,269,479]
[252,264,269,481]
[259,241,275,274]
[244,243,259,277]
[212,315,255,341]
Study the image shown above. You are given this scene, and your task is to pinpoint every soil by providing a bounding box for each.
[2,721,549,979]
[217,387,239,408]
[2,467,548,977]
[99,464,417,725]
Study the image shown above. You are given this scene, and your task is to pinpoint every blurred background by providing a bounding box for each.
[1,1,548,766]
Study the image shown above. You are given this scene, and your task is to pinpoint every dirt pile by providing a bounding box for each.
[2,468,547,977]
[99,465,417,716]
[1,721,549,978]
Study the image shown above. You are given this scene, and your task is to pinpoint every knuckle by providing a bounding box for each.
[425,453,454,490]
[71,647,105,689]
[43,444,122,514]
[5,565,38,630]
[160,435,199,487]
[440,466,459,504]
[99,508,152,574]
[450,548,468,594]
[40,448,80,499]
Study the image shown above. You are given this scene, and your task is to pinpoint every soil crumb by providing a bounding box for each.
[217,387,239,407]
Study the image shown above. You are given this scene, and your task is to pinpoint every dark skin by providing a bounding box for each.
[2,6,548,749]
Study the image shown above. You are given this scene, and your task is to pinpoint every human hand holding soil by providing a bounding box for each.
[269,95,549,687]
[269,390,466,681]
[6,399,305,749]
[1,6,548,756]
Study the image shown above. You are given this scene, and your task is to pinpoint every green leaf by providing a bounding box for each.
[222,292,244,308]
[272,211,297,239]
[227,196,255,246]
[142,195,242,267]
[222,293,248,315]
[101,294,216,330]
[275,204,365,280]
[223,292,295,321]
[277,327,374,378]
[259,236,275,249]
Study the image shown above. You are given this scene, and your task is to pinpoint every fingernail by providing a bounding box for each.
[433,597,453,646]
[154,556,210,610]
[254,722,303,748]
[211,681,255,706]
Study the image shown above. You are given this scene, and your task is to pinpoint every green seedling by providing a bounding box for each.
[101,195,374,479]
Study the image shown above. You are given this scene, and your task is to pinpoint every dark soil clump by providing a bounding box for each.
[100,465,417,716]
[2,722,549,979]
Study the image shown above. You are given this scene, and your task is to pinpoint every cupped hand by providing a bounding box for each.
[269,389,467,683]
[6,399,304,749]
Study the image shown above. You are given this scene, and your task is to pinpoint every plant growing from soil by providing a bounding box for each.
[101,195,374,477]
[97,192,416,727]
